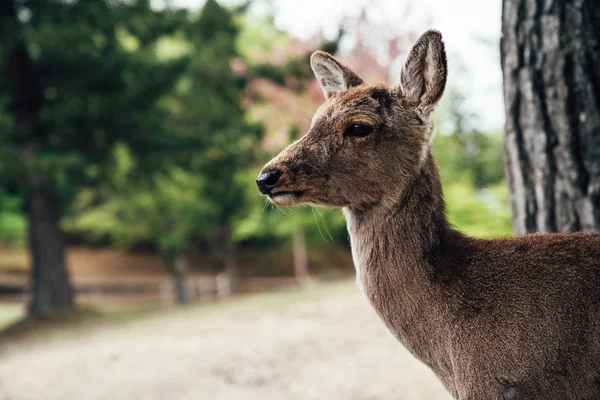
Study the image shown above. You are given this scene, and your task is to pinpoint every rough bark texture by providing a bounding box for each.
[1,1,74,316]
[501,0,600,234]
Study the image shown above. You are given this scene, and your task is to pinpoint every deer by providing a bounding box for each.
[255,29,600,399]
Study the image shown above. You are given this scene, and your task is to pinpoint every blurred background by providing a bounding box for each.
[2,0,595,398]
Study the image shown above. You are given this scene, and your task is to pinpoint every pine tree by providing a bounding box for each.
[169,0,262,287]
[0,0,187,316]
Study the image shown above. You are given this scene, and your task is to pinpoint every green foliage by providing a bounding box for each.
[235,14,287,59]
[0,189,26,247]
[69,144,208,256]
[444,182,513,238]
[433,90,506,187]
[66,0,266,267]
[29,1,186,147]
[164,0,263,261]
[0,1,512,280]
[235,201,347,245]
[239,13,341,85]
[251,63,286,85]
[1,0,191,233]
[432,90,512,238]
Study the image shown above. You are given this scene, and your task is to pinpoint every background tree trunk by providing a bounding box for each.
[1,0,74,316]
[164,254,189,304]
[501,0,600,234]
[292,228,309,283]
[210,226,239,293]
[28,175,74,315]
[225,254,239,294]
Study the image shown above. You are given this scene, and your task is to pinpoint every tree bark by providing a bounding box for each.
[164,254,189,304]
[501,0,600,234]
[1,0,74,316]
[28,175,74,315]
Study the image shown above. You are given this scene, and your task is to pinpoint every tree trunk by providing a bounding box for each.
[1,0,74,316]
[28,175,74,316]
[164,254,190,304]
[292,228,309,283]
[210,226,240,293]
[225,253,239,294]
[501,0,600,234]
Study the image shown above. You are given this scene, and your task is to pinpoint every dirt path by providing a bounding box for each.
[0,283,451,400]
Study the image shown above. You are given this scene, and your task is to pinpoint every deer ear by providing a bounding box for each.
[310,51,364,99]
[399,30,447,114]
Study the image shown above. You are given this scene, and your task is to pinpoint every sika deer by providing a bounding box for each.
[256,30,600,399]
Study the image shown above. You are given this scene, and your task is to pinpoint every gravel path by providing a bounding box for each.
[0,283,451,400]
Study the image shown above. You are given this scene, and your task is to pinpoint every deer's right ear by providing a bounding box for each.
[310,51,364,99]
[398,30,447,114]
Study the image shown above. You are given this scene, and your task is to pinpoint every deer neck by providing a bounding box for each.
[343,153,457,367]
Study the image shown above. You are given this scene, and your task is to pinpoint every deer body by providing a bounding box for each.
[345,154,600,398]
[257,30,600,398]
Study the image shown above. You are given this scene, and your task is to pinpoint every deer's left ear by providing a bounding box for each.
[398,30,447,114]
[310,51,364,99]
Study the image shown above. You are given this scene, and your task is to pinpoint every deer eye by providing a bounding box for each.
[344,124,373,138]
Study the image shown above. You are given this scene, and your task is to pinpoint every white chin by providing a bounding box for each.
[268,192,299,206]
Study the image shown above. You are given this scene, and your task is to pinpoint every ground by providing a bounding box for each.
[0,282,451,400]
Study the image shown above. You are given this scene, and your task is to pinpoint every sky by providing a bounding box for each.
[162,0,505,130]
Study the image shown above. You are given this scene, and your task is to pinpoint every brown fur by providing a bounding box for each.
[257,30,600,399]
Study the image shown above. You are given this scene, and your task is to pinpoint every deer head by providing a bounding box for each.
[257,30,447,210]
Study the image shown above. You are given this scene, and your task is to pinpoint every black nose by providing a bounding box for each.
[256,169,281,194]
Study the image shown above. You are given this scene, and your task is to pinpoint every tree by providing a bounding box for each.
[168,0,262,289]
[434,90,505,189]
[501,0,600,234]
[0,0,73,315]
[430,89,513,239]
[0,0,187,316]
[70,145,207,304]
[236,18,353,281]
[62,0,264,297]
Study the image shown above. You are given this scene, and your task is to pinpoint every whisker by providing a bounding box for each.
[315,207,335,243]
[266,201,277,222]
[312,207,328,243]
[276,205,291,216]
